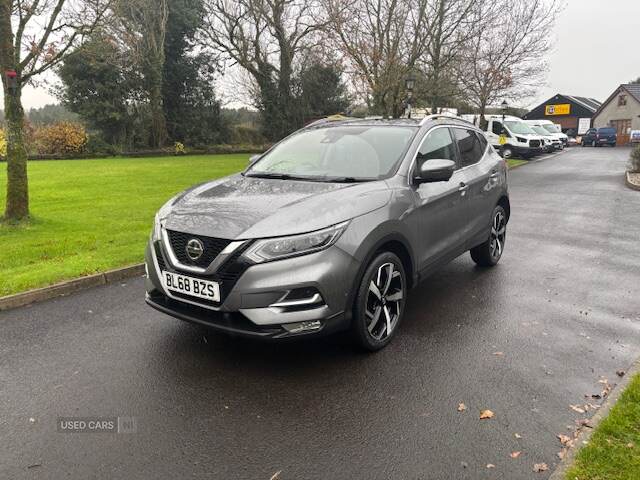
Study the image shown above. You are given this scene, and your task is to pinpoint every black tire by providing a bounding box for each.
[501,146,513,159]
[592,140,597,147]
[470,205,507,267]
[351,251,406,352]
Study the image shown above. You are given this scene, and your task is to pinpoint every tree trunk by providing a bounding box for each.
[3,84,29,220]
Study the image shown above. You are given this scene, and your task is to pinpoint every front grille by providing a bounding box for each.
[166,230,231,268]
[529,139,540,148]
[153,241,251,307]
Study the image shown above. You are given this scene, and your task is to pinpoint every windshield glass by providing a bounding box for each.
[598,127,616,134]
[247,126,418,180]
[543,124,561,133]
[504,121,536,135]
[531,126,551,136]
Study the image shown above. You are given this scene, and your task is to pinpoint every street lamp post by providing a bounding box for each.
[405,76,416,119]
[501,99,508,122]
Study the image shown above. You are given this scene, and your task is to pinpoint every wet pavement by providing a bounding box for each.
[1,146,639,479]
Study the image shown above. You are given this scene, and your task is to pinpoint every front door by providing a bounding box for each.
[412,126,469,270]
[611,119,631,145]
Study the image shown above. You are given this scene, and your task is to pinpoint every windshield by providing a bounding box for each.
[246,126,418,181]
[531,126,551,136]
[504,121,536,135]
[598,127,616,134]
[543,124,561,134]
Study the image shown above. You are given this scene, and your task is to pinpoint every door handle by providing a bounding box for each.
[458,182,468,192]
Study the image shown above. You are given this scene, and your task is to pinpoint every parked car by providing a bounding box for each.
[145,116,510,351]
[524,120,566,149]
[461,114,544,159]
[528,124,561,152]
[582,127,617,147]
[630,130,640,145]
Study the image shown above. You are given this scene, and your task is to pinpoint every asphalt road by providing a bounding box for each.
[2,147,640,479]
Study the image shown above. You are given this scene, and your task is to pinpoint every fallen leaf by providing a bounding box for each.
[514,433,522,439]
[458,403,466,412]
[493,351,504,356]
[576,418,593,428]
[486,464,495,469]
[28,418,36,424]
[591,393,602,399]
[570,404,585,414]
[557,449,567,460]
[270,471,282,480]
[557,434,572,446]
[510,451,521,459]
[598,378,608,384]
[616,370,625,377]
[533,463,548,472]
[627,442,635,449]
[480,409,495,419]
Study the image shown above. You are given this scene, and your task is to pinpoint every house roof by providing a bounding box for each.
[561,95,601,113]
[593,84,640,119]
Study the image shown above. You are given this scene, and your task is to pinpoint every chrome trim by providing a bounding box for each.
[269,293,323,308]
[150,241,222,312]
[160,226,245,275]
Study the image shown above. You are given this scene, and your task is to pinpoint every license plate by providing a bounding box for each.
[162,271,220,302]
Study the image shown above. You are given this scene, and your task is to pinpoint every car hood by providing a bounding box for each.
[163,174,391,239]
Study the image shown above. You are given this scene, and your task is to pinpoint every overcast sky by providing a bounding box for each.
[20,0,640,111]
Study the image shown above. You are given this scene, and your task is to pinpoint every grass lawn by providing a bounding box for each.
[0,154,248,296]
[565,372,640,480]
[507,158,527,168]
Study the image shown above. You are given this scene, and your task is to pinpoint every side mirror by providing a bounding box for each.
[248,154,261,165]
[414,159,456,184]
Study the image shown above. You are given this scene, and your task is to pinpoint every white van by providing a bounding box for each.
[524,119,568,147]
[460,114,544,159]
[525,122,562,151]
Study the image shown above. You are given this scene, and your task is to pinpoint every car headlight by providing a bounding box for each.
[516,136,526,143]
[242,222,349,263]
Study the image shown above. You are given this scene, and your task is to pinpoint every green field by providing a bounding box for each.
[506,158,527,168]
[0,155,248,296]
[565,373,640,480]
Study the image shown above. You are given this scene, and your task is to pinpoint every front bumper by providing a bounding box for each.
[145,237,361,339]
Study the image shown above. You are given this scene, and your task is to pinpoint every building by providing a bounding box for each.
[523,94,601,135]
[592,84,640,146]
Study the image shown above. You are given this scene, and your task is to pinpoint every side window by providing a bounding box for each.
[492,121,503,135]
[453,128,484,168]
[416,127,457,166]
[475,131,488,152]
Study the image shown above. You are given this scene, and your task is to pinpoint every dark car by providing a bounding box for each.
[582,127,617,147]
[145,115,510,351]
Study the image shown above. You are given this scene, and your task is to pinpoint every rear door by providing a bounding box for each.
[412,126,469,270]
[452,128,503,244]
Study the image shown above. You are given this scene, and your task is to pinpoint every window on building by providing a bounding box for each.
[618,94,627,106]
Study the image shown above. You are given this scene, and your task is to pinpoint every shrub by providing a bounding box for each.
[85,135,119,156]
[174,142,186,155]
[0,128,6,158]
[229,124,266,145]
[34,121,87,155]
[630,145,640,172]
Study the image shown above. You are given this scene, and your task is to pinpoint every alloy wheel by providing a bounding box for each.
[490,210,506,260]
[365,262,404,341]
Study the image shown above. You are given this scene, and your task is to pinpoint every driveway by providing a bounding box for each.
[2,147,639,479]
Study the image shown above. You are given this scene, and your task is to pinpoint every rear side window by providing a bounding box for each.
[475,132,488,151]
[453,128,485,167]
[416,128,457,165]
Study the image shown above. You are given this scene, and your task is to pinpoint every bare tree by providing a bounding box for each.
[456,0,561,121]
[201,0,326,140]
[326,0,432,118]
[112,0,169,148]
[419,0,482,112]
[0,0,110,221]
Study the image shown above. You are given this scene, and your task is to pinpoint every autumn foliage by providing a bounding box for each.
[0,128,6,158]
[34,122,88,155]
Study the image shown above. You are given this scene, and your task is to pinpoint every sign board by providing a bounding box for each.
[578,118,591,135]
[545,104,571,116]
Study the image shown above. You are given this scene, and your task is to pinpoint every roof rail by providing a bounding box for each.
[305,114,355,128]
[419,114,472,126]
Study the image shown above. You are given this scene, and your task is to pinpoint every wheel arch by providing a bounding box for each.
[497,195,510,222]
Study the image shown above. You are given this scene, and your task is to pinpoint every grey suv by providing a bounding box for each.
[145,116,510,350]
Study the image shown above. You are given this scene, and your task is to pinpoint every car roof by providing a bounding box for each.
[304,116,475,130]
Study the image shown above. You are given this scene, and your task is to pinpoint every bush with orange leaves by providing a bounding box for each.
[34,121,87,155]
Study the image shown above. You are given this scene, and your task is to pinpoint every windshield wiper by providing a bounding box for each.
[322,176,373,183]
[244,172,293,180]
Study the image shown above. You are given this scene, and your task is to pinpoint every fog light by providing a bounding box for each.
[282,320,322,334]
